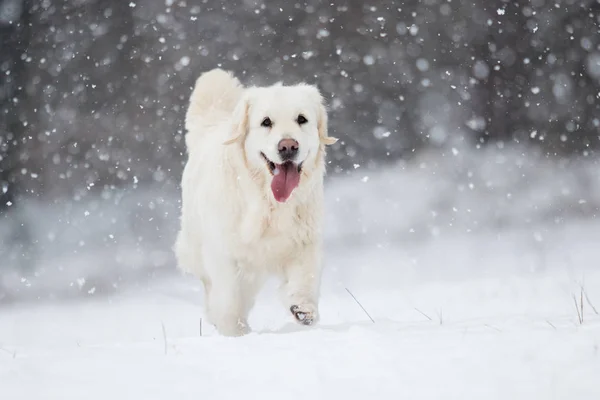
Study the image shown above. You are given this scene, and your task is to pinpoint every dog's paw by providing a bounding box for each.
[290,304,319,326]
[214,318,251,337]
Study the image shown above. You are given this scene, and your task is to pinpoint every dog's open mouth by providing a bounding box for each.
[261,152,303,203]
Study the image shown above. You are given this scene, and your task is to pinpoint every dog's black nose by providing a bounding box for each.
[278,138,299,161]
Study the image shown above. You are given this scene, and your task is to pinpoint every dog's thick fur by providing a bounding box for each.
[174,69,337,336]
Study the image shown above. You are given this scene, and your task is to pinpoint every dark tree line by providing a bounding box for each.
[0,0,599,210]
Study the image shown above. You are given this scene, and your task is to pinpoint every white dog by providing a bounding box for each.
[174,68,337,336]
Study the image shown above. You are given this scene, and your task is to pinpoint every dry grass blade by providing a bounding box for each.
[0,346,16,358]
[345,287,375,323]
[580,288,584,322]
[161,321,168,355]
[573,295,583,325]
[414,307,432,321]
[583,289,599,315]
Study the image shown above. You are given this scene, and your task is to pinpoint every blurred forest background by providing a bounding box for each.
[1,0,599,301]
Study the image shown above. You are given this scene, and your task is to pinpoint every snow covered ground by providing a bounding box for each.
[2,222,600,399]
[2,147,600,399]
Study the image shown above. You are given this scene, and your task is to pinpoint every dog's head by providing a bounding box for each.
[225,83,337,203]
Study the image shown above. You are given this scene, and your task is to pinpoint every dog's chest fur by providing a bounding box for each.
[234,199,316,270]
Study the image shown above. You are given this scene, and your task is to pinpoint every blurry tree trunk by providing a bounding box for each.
[473,1,530,146]
[0,0,30,213]
[0,0,35,273]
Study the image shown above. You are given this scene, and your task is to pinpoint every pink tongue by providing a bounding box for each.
[271,162,300,202]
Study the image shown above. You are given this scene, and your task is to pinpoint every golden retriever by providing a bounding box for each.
[174,69,337,336]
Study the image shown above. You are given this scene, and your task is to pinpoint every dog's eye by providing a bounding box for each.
[297,115,308,125]
[261,117,272,128]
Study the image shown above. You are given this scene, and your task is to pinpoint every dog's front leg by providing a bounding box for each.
[280,244,322,326]
[203,250,250,337]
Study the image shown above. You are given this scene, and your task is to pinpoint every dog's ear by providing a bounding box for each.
[317,101,338,146]
[302,84,338,146]
[224,93,250,145]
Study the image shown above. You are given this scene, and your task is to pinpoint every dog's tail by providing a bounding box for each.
[185,68,244,146]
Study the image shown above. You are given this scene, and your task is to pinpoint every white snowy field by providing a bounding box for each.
[2,221,600,400]
[2,147,600,399]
